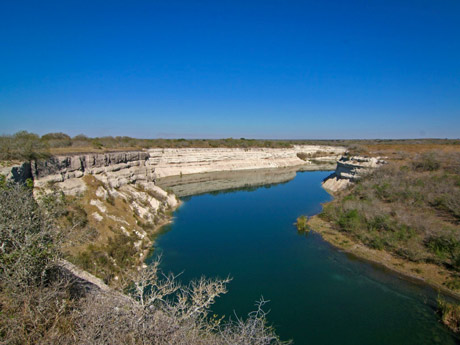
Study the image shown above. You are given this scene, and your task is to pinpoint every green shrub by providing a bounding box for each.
[295,215,308,231]
[426,235,460,264]
[337,209,362,233]
[412,153,440,172]
[0,182,60,288]
[437,298,460,333]
[369,236,385,250]
[445,278,460,291]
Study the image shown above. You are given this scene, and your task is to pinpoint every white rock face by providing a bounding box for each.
[335,156,386,181]
[0,162,32,183]
[148,145,345,178]
[31,151,155,193]
[322,176,352,192]
[322,156,386,192]
[25,146,345,194]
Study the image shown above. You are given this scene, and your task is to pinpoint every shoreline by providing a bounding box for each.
[140,199,183,266]
[307,215,460,301]
[149,169,460,301]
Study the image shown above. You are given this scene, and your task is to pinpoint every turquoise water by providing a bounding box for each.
[151,171,459,344]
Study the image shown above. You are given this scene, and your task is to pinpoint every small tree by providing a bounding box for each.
[295,215,308,231]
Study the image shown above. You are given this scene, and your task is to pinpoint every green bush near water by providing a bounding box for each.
[295,215,308,231]
[438,298,460,333]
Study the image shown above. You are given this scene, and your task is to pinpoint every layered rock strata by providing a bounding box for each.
[148,145,345,178]
[2,145,345,194]
[30,151,155,194]
[322,156,386,192]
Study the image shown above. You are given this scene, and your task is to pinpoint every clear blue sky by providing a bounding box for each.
[1,0,459,139]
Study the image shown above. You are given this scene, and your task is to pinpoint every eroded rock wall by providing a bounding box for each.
[0,161,32,184]
[21,145,345,193]
[148,145,345,178]
[30,151,155,194]
[322,156,386,192]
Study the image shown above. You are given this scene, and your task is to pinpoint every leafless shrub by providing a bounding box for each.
[74,259,288,345]
[0,278,78,345]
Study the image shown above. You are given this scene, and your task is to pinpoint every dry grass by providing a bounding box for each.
[363,143,460,159]
[317,148,460,296]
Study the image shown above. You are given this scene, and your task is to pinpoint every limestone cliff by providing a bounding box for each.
[322,156,386,192]
[30,151,155,194]
[147,145,345,178]
[7,145,344,194]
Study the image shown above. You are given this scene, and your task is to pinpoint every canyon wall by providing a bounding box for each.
[5,145,345,194]
[148,145,345,178]
[30,151,155,194]
[1,146,347,283]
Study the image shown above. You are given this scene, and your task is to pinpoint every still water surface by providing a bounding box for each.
[151,171,459,344]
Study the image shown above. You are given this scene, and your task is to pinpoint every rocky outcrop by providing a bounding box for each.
[322,156,386,192]
[148,145,345,178]
[335,156,386,180]
[0,161,32,184]
[7,145,345,194]
[31,151,155,194]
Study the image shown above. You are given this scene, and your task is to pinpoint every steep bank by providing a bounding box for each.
[31,151,156,194]
[148,145,345,178]
[322,156,386,192]
[11,145,346,194]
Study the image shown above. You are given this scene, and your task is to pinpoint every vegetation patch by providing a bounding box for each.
[0,181,286,344]
[295,215,308,232]
[319,151,460,267]
[438,298,460,333]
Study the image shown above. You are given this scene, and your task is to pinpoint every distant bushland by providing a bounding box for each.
[2,130,460,161]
